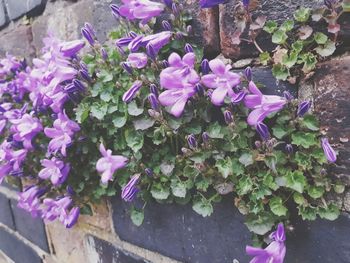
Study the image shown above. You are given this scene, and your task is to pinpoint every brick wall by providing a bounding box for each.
[1,1,350,263]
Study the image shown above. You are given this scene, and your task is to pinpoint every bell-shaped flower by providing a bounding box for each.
[127,53,148,69]
[64,206,80,228]
[244,81,286,126]
[18,186,45,217]
[119,0,165,24]
[44,111,80,156]
[201,59,241,105]
[129,31,172,53]
[60,40,85,57]
[246,223,286,263]
[321,138,337,163]
[38,158,70,185]
[10,113,43,149]
[96,143,128,184]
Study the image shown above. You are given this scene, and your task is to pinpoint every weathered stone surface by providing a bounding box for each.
[219,0,323,59]
[0,194,15,230]
[85,235,149,263]
[112,196,252,263]
[299,55,350,185]
[0,228,41,263]
[4,0,44,20]
[0,24,35,58]
[0,1,6,27]
[10,200,49,252]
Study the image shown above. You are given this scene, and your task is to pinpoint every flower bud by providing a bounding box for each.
[202,132,209,143]
[81,27,95,46]
[80,62,88,71]
[244,66,252,81]
[224,110,233,124]
[122,80,143,103]
[146,43,157,60]
[163,0,173,7]
[175,32,184,40]
[283,91,294,101]
[79,69,91,82]
[162,60,169,68]
[285,144,293,154]
[101,48,108,61]
[148,93,159,110]
[162,20,172,31]
[201,59,210,75]
[184,43,194,54]
[149,84,159,97]
[121,62,133,75]
[195,83,204,96]
[321,138,337,163]
[110,4,120,17]
[243,0,250,8]
[256,122,270,141]
[255,140,262,148]
[84,22,96,38]
[297,100,311,117]
[186,25,193,34]
[145,168,153,177]
[73,79,86,92]
[187,134,197,149]
[172,3,179,16]
[231,91,246,104]
[121,174,141,202]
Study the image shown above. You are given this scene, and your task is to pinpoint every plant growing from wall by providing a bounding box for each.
[0,0,346,262]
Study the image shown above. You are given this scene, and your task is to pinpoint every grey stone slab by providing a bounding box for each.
[0,228,42,263]
[112,195,350,263]
[0,194,15,230]
[85,235,149,263]
[0,1,6,27]
[10,200,49,252]
[4,0,43,20]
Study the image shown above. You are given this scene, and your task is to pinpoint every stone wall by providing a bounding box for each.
[1,1,350,263]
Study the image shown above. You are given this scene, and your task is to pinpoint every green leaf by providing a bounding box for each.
[318,204,340,221]
[75,103,90,123]
[192,197,213,217]
[294,7,311,22]
[314,32,328,45]
[80,203,93,216]
[91,102,108,120]
[269,197,288,216]
[171,179,187,198]
[282,51,298,68]
[207,122,224,139]
[301,52,317,73]
[308,186,324,199]
[215,157,233,178]
[232,159,245,176]
[160,162,175,176]
[272,125,287,139]
[133,118,155,130]
[293,192,305,205]
[245,212,275,235]
[301,115,319,131]
[195,176,212,192]
[315,41,336,57]
[263,20,278,33]
[272,30,288,44]
[112,114,127,128]
[334,183,345,194]
[239,153,254,167]
[292,132,317,148]
[125,129,144,152]
[272,64,290,81]
[151,183,170,200]
[298,205,317,220]
[286,170,307,193]
[292,41,304,53]
[280,20,294,32]
[343,2,350,12]
[127,101,144,116]
[237,177,254,195]
[130,208,144,226]
[295,152,312,169]
[259,52,271,66]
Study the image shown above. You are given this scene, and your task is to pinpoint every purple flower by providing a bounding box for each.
[119,0,165,24]
[201,59,241,106]
[244,81,286,126]
[224,110,233,124]
[145,168,153,176]
[199,0,227,8]
[18,186,45,217]
[162,20,172,31]
[129,31,172,53]
[187,134,197,149]
[110,4,120,18]
[245,66,252,81]
[283,91,294,101]
[96,143,128,184]
[38,158,70,185]
[201,59,210,75]
[10,113,43,149]
[231,90,247,104]
[122,80,143,103]
[64,207,80,228]
[121,174,141,202]
[256,122,270,141]
[159,52,200,117]
[321,138,337,163]
[163,0,172,7]
[60,40,85,57]
[202,132,210,143]
[184,43,194,54]
[81,27,95,46]
[121,62,133,75]
[148,93,159,110]
[297,100,311,117]
[149,84,158,97]
[246,223,286,263]
[146,43,157,60]
[127,53,148,69]
[44,111,80,156]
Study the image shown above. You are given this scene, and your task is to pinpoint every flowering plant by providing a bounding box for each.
[0,0,346,261]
